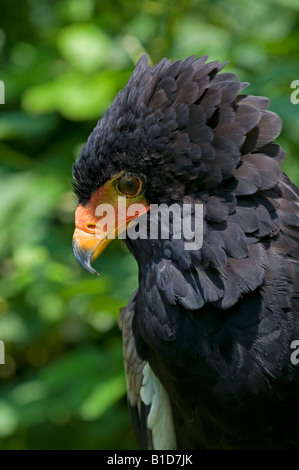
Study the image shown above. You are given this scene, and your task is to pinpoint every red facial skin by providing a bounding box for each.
[73,175,150,273]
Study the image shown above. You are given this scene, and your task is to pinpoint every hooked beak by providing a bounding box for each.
[72,184,149,275]
[72,227,107,276]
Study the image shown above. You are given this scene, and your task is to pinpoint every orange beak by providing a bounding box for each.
[72,182,149,275]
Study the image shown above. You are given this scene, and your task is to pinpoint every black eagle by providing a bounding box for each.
[72,55,299,450]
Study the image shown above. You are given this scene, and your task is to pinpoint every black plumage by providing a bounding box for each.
[73,55,299,449]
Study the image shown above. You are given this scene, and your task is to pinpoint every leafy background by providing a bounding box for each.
[0,0,299,450]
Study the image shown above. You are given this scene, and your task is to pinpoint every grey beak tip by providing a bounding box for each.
[72,238,99,276]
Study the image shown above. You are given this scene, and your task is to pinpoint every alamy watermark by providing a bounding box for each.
[290,340,299,365]
[0,80,4,104]
[0,340,5,364]
[290,80,299,105]
[94,198,204,251]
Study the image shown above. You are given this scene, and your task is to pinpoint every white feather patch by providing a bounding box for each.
[140,362,177,450]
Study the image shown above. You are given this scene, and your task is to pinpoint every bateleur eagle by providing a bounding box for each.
[72,55,299,450]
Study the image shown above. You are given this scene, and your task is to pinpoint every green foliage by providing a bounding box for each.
[0,0,298,450]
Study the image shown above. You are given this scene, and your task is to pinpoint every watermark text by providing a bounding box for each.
[94,198,204,251]
[290,80,299,105]
[0,80,4,104]
[290,340,299,365]
[0,340,5,364]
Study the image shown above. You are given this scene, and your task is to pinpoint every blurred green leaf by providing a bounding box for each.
[272,0,299,10]
[57,24,113,73]
[0,401,19,438]
[22,70,130,120]
[0,313,28,342]
[79,374,126,421]
[0,112,57,140]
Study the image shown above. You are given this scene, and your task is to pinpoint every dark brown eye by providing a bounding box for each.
[116,174,143,198]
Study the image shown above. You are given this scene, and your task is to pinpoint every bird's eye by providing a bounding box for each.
[116,174,143,198]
